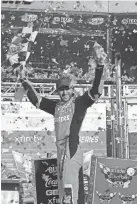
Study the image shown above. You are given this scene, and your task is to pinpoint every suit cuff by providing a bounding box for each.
[88,89,96,101]
[36,97,42,109]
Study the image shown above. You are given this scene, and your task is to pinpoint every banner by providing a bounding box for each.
[34,158,59,204]
[1,11,108,33]
[88,156,137,204]
[1,102,106,155]
[111,15,137,29]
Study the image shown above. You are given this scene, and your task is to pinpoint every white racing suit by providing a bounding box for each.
[21,64,104,204]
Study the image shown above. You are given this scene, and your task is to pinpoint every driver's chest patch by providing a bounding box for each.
[54,101,75,141]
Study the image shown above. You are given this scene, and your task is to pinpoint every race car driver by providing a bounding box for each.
[20,42,107,204]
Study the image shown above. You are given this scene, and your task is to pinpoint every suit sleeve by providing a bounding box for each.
[77,64,105,108]
[39,97,56,115]
[21,79,56,115]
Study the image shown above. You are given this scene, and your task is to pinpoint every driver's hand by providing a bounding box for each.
[18,65,27,80]
[93,42,107,66]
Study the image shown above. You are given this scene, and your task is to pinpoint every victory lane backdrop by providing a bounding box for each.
[88,156,137,204]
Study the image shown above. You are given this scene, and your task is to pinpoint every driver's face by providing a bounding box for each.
[58,86,74,102]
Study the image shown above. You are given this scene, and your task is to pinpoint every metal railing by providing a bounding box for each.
[1,83,137,100]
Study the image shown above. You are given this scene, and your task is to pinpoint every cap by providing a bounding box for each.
[56,74,77,90]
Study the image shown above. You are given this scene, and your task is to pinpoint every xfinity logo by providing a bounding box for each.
[15,135,42,144]
[48,197,60,204]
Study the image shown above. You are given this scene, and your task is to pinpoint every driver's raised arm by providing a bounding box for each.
[76,42,107,108]
[89,63,105,100]
[20,79,56,115]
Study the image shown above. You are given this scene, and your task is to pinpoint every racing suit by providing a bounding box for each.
[21,64,104,204]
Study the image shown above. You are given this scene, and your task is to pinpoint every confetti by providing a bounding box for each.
[1,12,137,84]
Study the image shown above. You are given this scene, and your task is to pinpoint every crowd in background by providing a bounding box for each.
[1,28,137,84]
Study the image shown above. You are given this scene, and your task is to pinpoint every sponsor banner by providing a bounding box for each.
[1,130,106,159]
[2,12,137,31]
[1,101,106,155]
[79,131,106,156]
[111,15,137,29]
[34,159,84,204]
[34,159,60,204]
[1,130,57,153]
[1,11,107,33]
[88,157,137,204]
